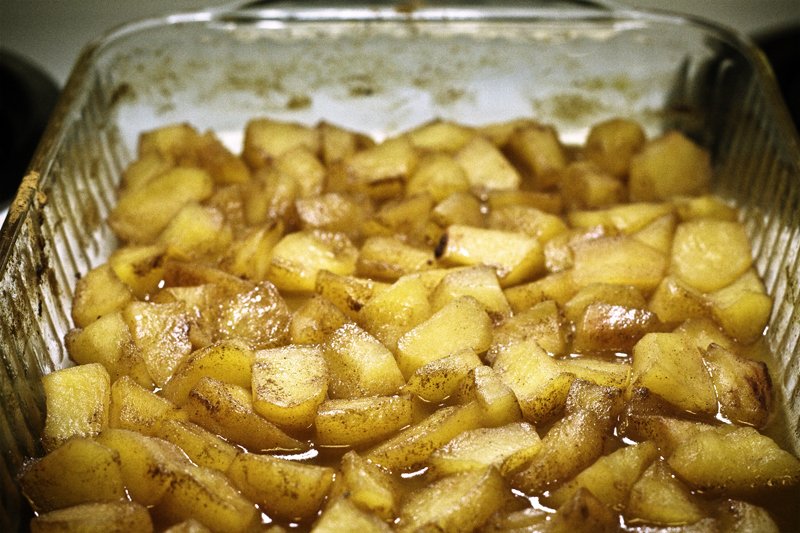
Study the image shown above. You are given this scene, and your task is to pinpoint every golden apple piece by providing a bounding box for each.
[345,136,418,196]
[161,259,253,292]
[42,363,110,451]
[487,204,568,243]
[275,145,326,197]
[314,269,382,320]
[122,151,173,193]
[312,497,392,533]
[406,119,475,153]
[71,264,133,328]
[151,463,259,533]
[252,345,328,429]
[510,410,608,494]
[323,323,405,398]
[455,135,521,191]
[154,419,239,473]
[504,271,577,312]
[30,501,153,533]
[96,428,192,506]
[478,118,537,146]
[430,190,484,228]
[268,230,358,292]
[627,460,705,526]
[108,244,167,299]
[673,194,738,222]
[194,130,251,185]
[668,425,800,493]
[315,395,413,447]
[567,201,674,235]
[557,358,631,390]
[289,294,350,345]
[157,203,232,262]
[397,467,507,532]
[542,229,577,274]
[318,120,365,165]
[706,269,773,343]
[485,189,564,214]
[488,300,567,361]
[454,365,523,427]
[492,339,575,425]
[703,342,772,428]
[243,117,320,169]
[430,265,511,321]
[427,421,541,477]
[583,117,646,178]
[674,317,738,353]
[548,487,619,533]
[20,437,125,513]
[618,406,718,456]
[365,402,483,471]
[395,296,493,378]
[122,300,192,388]
[221,222,284,282]
[338,450,399,520]
[357,274,432,352]
[544,441,658,510]
[629,130,711,201]
[631,332,717,416]
[563,282,646,325]
[404,348,482,403]
[138,122,200,160]
[563,379,626,423]
[572,302,660,354]
[109,166,214,244]
[296,192,372,238]
[648,275,709,325]
[227,452,334,522]
[670,219,753,293]
[184,377,305,452]
[162,340,254,406]
[559,161,624,210]
[109,375,187,435]
[215,281,292,350]
[356,236,437,281]
[203,182,247,230]
[437,225,544,287]
[374,192,435,238]
[631,212,677,254]
[242,167,299,226]
[406,152,471,202]
[481,507,550,532]
[65,311,148,385]
[504,123,567,190]
[153,283,221,348]
[571,235,667,293]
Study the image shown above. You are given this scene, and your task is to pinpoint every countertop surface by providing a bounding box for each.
[1,1,799,224]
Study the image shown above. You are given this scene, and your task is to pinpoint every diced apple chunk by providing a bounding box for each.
[397,467,507,532]
[670,219,753,293]
[631,332,717,416]
[252,345,328,429]
[668,426,800,493]
[438,225,544,286]
[396,296,493,378]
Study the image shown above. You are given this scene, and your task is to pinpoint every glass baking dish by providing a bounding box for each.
[1,2,798,529]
